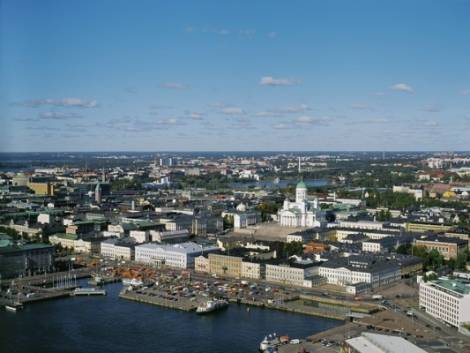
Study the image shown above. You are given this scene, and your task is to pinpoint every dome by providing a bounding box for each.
[296,180,307,189]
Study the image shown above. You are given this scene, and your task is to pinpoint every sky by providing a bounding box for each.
[1,0,470,152]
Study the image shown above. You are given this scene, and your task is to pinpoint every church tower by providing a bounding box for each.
[295,180,307,203]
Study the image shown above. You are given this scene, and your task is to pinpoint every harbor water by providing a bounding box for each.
[0,282,341,353]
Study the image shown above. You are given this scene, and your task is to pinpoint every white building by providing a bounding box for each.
[265,263,318,287]
[100,238,134,260]
[278,181,323,227]
[135,242,218,269]
[393,185,423,201]
[241,261,262,279]
[233,212,258,229]
[149,229,189,243]
[344,332,428,353]
[129,230,149,243]
[419,276,470,328]
[318,257,400,289]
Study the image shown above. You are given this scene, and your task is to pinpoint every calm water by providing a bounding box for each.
[0,282,341,353]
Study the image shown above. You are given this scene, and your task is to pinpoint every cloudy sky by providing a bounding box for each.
[1,0,470,152]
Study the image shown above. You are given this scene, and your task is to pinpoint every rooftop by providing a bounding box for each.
[429,276,470,296]
[346,332,428,353]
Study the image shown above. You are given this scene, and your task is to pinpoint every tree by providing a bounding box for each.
[223,215,233,230]
[284,241,304,257]
[256,202,280,221]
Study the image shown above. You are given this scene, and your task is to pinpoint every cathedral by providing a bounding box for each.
[277,180,323,227]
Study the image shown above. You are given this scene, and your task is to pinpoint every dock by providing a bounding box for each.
[119,287,198,311]
[72,288,107,296]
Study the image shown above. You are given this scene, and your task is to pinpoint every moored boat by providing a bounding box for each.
[122,278,143,287]
[5,302,23,312]
[196,299,228,314]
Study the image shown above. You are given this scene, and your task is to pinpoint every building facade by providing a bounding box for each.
[419,277,470,328]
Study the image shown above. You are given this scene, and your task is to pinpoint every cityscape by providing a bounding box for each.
[1,2,470,353]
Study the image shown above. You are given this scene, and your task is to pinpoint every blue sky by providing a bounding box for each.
[1,0,470,152]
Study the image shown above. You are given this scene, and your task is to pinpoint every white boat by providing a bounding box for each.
[196,299,228,314]
[259,333,280,352]
[5,303,23,312]
[122,278,143,287]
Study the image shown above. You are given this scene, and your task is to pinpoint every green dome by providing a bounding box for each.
[296,180,307,189]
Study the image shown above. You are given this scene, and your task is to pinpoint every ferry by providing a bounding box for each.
[122,278,143,287]
[196,299,228,314]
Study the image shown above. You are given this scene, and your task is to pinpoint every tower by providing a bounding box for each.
[295,180,307,203]
[95,182,102,204]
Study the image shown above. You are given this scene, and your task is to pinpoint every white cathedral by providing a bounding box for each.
[277,180,324,227]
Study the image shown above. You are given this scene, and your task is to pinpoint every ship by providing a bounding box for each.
[196,299,228,314]
[122,278,143,287]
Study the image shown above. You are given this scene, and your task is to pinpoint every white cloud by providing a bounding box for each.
[272,123,290,129]
[460,89,470,96]
[220,106,245,115]
[188,112,204,120]
[423,120,439,127]
[161,82,189,90]
[422,104,441,113]
[39,112,82,120]
[294,115,331,125]
[390,83,414,93]
[19,98,98,108]
[256,104,310,117]
[351,103,371,110]
[239,29,256,36]
[259,76,299,86]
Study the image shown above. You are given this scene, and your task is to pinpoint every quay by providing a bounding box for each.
[119,287,198,311]
[72,287,106,296]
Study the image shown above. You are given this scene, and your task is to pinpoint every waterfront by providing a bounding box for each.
[0,282,341,353]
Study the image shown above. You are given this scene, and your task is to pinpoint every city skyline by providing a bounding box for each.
[2,0,470,152]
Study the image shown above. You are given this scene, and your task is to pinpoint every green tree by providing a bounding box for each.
[284,241,304,257]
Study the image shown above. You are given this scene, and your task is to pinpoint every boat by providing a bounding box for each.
[122,278,143,287]
[196,299,228,314]
[259,333,281,352]
[5,302,23,312]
